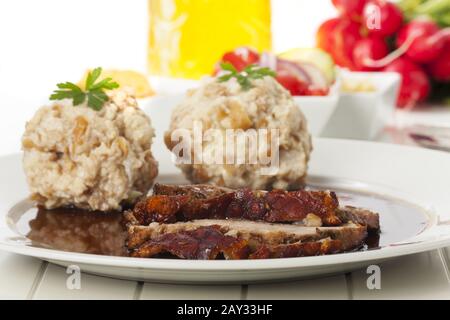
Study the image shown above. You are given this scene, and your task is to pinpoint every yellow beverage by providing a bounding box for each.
[148,0,272,79]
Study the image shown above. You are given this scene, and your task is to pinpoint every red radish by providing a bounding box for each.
[221,47,260,71]
[332,0,368,21]
[428,42,450,82]
[396,20,440,46]
[383,58,431,108]
[396,20,449,63]
[363,0,403,37]
[352,37,389,71]
[316,18,342,53]
[356,20,449,69]
[332,19,363,70]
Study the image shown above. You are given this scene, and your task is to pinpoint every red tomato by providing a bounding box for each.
[304,87,329,96]
[276,73,308,96]
[221,47,260,71]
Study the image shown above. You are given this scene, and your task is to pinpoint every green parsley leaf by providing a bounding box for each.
[220,62,238,73]
[217,73,234,83]
[49,67,119,111]
[87,88,108,111]
[85,67,102,89]
[217,63,276,90]
[50,82,86,106]
[89,77,120,91]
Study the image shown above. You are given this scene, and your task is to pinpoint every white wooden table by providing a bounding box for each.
[1,248,450,299]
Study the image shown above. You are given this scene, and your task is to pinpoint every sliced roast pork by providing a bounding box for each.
[127,219,367,259]
[131,188,342,226]
[337,206,380,232]
[125,184,380,260]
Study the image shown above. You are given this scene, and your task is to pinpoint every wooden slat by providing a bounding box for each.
[0,252,44,299]
[32,263,137,300]
[140,283,242,300]
[350,250,450,299]
[443,247,450,272]
[247,275,348,300]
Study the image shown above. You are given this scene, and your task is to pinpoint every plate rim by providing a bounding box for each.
[1,235,450,272]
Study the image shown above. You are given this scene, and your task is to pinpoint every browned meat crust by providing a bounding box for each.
[337,206,380,232]
[249,239,343,259]
[153,183,231,199]
[128,188,342,226]
[147,184,380,231]
[130,226,250,259]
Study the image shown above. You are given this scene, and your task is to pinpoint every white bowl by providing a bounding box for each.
[321,71,400,140]
[294,82,339,136]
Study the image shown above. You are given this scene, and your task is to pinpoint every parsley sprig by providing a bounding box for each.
[50,67,119,111]
[217,63,276,90]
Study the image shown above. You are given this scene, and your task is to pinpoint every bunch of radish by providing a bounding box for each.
[317,0,450,108]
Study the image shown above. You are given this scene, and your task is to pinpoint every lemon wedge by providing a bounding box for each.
[79,69,155,98]
[278,48,336,85]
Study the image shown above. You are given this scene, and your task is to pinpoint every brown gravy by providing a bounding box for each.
[19,189,429,257]
[27,207,128,256]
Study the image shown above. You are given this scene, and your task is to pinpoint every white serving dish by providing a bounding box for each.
[321,71,400,140]
[145,76,340,136]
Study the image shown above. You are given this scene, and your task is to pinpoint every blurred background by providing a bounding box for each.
[0,0,335,154]
[0,0,335,84]
[0,0,449,154]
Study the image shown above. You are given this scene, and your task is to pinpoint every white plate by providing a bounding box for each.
[1,139,450,284]
[146,76,339,136]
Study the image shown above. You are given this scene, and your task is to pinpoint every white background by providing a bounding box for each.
[0,0,335,155]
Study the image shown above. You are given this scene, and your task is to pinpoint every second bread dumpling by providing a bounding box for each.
[164,76,312,190]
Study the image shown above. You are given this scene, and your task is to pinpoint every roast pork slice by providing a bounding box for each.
[127,219,367,252]
[149,184,380,231]
[128,188,342,226]
[129,225,345,260]
[337,206,380,232]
